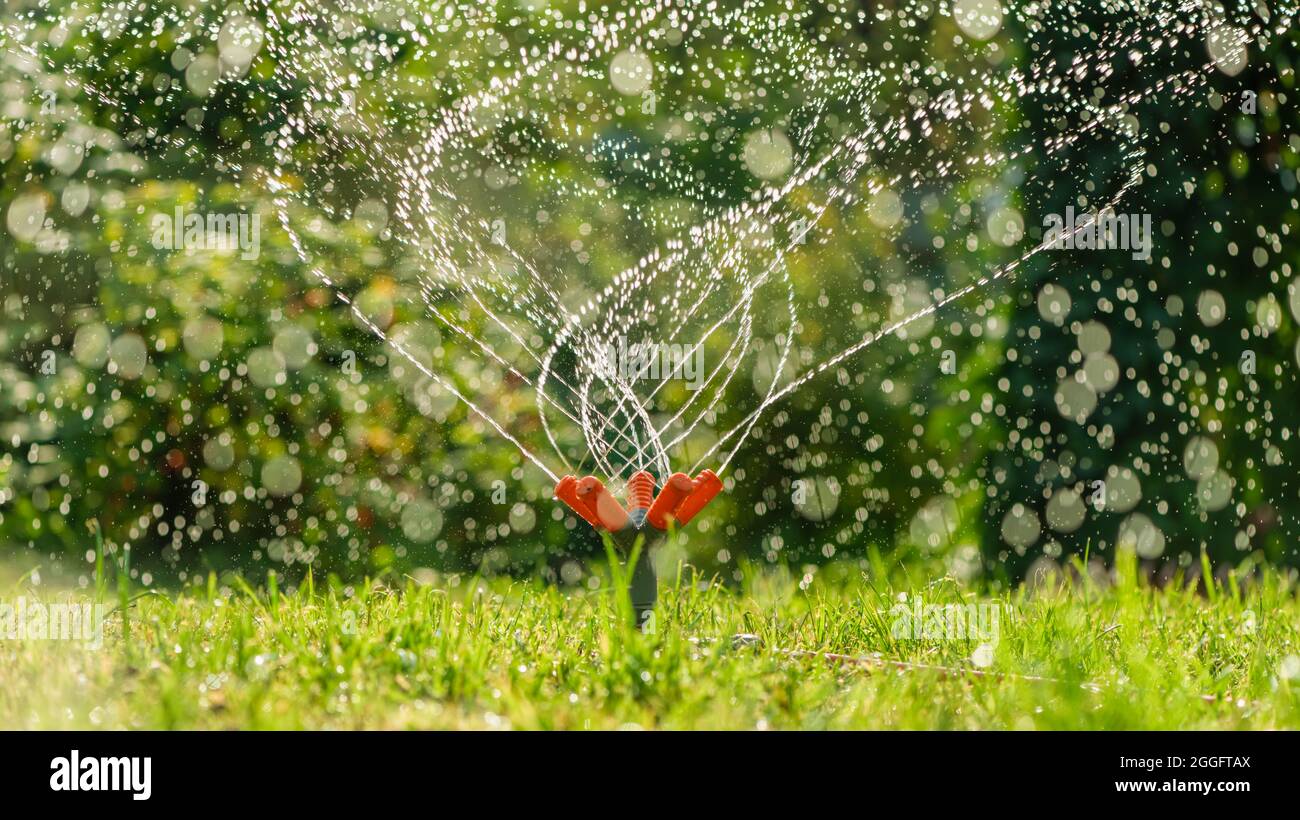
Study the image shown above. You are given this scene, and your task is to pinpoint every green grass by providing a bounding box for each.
[2,547,1299,729]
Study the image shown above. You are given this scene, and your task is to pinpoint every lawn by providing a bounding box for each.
[2,548,1298,730]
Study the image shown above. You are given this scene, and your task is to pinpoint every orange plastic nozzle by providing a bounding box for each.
[625,471,656,513]
[671,469,723,526]
[576,476,630,531]
[646,472,695,530]
[555,475,602,528]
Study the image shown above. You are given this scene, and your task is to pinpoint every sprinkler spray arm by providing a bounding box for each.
[555,469,723,629]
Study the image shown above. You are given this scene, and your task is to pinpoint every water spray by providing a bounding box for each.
[555,469,723,629]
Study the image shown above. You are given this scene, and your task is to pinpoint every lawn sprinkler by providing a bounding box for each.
[555,469,723,630]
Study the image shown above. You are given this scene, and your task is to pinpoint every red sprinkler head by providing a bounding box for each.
[554,475,602,529]
[554,469,723,533]
[625,471,655,520]
[645,472,694,529]
[554,469,723,632]
[663,469,722,527]
[575,476,630,531]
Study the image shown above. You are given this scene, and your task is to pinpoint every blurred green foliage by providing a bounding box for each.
[1,1,1298,591]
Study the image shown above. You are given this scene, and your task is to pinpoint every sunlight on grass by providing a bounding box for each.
[2,551,1298,730]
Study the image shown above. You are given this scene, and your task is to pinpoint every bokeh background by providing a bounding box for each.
[2,1,1298,591]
